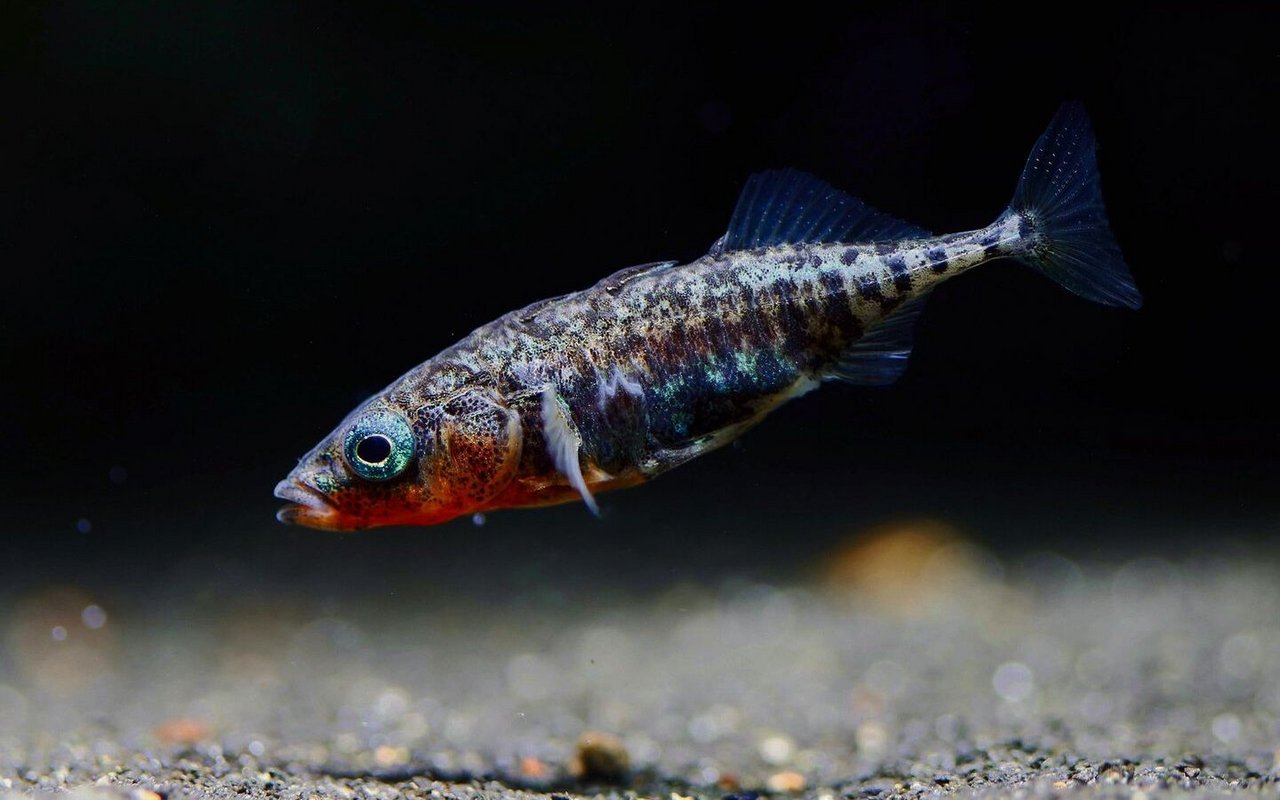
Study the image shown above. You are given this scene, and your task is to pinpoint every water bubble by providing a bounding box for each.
[76,518,92,534]
[81,605,107,630]
[51,626,67,642]
[248,740,265,757]
[472,513,486,527]
[992,661,1034,702]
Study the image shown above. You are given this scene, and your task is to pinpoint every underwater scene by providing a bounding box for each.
[3,4,1276,799]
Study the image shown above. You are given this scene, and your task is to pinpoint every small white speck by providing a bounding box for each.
[993,661,1035,702]
[81,604,107,630]
[248,740,265,757]
[76,518,92,534]
[51,626,67,642]
[471,513,486,527]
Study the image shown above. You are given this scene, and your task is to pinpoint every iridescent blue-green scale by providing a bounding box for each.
[584,254,850,461]
[484,244,891,479]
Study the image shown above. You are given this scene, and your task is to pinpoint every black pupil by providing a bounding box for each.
[356,434,393,465]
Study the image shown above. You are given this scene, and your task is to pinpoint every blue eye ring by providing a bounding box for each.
[342,408,415,481]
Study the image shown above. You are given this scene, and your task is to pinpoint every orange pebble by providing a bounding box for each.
[153,718,211,746]
[519,756,549,779]
[766,771,807,792]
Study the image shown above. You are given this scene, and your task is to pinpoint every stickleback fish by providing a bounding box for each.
[275,103,1140,530]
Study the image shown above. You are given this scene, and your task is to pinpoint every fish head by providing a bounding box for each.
[274,388,524,530]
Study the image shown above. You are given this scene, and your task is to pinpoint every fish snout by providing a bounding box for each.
[273,475,340,529]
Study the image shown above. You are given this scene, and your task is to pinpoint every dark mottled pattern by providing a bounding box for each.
[854,274,885,306]
[460,255,803,479]
[374,218,1027,499]
[886,253,913,293]
[926,245,949,273]
[819,270,862,341]
[275,213,1034,527]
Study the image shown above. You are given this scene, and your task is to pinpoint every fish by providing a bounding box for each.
[275,103,1140,530]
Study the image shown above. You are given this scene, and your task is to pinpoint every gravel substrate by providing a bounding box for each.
[2,533,1278,799]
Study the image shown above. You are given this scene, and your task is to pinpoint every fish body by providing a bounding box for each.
[275,104,1140,530]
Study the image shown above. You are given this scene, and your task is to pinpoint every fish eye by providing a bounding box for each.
[355,434,393,465]
[342,408,415,481]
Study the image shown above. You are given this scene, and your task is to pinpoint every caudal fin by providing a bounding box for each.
[1007,103,1142,309]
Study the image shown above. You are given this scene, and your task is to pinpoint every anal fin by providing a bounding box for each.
[829,294,929,386]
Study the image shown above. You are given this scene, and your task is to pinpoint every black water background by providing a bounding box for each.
[1,4,1274,606]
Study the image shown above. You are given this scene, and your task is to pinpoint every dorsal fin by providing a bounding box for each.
[828,294,929,386]
[717,169,930,254]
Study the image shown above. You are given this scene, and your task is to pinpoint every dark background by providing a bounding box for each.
[2,3,1275,601]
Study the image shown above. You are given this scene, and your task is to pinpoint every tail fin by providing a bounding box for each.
[1007,103,1142,309]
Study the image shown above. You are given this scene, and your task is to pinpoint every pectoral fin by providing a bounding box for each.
[539,387,600,516]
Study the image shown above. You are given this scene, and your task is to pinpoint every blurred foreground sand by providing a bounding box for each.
[2,523,1278,798]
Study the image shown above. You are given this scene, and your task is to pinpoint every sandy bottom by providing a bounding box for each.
[2,524,1278,799]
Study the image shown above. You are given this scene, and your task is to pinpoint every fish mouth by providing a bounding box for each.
[273,477,339,529]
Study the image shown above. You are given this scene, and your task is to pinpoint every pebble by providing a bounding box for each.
[518,756,548,780]
[2,555,1277,800]
[373,745,408,767]
[152,718,211,746]
[758,734,793,765]
[765,770,806,792]
[570,731,630,782]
